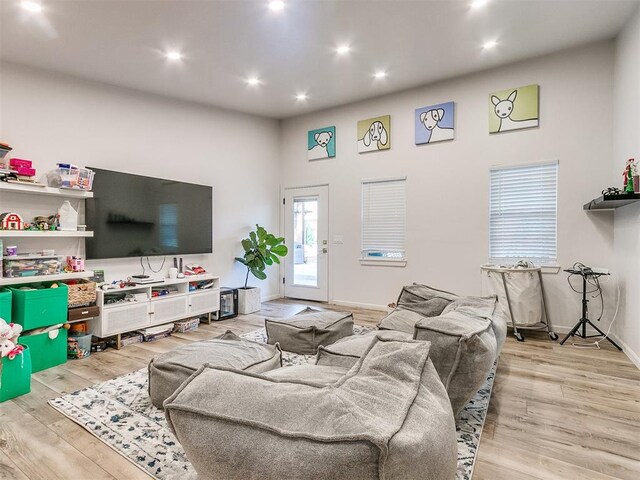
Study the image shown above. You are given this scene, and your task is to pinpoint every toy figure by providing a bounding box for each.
[623,158,637,193]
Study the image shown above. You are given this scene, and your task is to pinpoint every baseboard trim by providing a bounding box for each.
[610,333,640,369]
[331,300,390,312]
[261,294,282,302]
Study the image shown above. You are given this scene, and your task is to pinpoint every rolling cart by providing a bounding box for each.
[482,264,558,342]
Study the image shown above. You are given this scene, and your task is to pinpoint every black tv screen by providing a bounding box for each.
[86,168,212,259]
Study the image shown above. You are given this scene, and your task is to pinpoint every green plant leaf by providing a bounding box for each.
[270,254,281,265]
[241,238,252,252]
[251,268,267,280]
[265,235,278,246]
[257,225,267,240]
[271,245,288,256]
[264,256,273,265]
[234,256,248,265]
[249,231,257,244]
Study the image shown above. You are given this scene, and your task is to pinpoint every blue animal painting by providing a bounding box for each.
[415,101,455,145]
[308,126,336,160]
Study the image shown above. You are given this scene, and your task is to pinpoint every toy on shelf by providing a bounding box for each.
[32,214,60,231]
[0,142,12,163]
[0,317,24,360]
[65,256,85,272]
[623,158,637,193]
[0,212,25,230]
[47,164,94,191]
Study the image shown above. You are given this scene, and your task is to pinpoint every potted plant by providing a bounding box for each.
[235,224,288,314]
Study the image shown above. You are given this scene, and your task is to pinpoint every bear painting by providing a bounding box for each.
[308,126,336,161]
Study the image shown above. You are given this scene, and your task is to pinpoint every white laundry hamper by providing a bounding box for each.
[481,264,557,342]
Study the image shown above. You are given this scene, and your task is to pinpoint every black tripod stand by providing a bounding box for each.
[560,268,622,350]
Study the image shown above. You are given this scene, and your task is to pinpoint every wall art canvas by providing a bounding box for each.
[489,84,539,134]
[307,126,336,161]
[357,115,391,153]
[415,101,455,145]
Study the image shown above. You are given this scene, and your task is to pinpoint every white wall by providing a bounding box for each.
[280,42,616,332]
[0,62,282,299]
[612,8,640,367]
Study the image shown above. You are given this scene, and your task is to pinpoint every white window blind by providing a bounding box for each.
[361,177,406,260]
[489,162,558,264]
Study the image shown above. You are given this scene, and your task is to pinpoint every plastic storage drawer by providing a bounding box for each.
[0,288,11,322]
[0,346,32,402]
[10,283,68,330]
[19,328,67,373]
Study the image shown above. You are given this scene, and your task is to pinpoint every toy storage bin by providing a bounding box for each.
[10,283,69,330]
[3,255,62,278]
[67,332,91,359]
[0,346,32,402]
[19,328,67,373]
[65,280,96,308]
[55,166,94,191]
[0,288,11,322]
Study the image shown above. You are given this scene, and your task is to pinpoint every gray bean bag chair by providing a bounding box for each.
[148,330,281,409]
[265,310,354,355]
[395,283,458,317]
[414,312,497,416]
[316,329,412,369]
[441,295,508,352]
[165,336,457,480]
[265,364,349,385]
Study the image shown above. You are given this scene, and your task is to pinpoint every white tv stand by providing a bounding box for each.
[90,274,220,348]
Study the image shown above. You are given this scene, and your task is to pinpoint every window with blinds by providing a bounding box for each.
[489,162,558,264]
[361,177,406,260]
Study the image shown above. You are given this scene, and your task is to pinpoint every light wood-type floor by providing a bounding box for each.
[1,299,639,479]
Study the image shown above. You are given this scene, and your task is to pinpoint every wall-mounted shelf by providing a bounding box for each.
[0,230,94,238]
[0,182,93,198]
[0,270,94,286]
[584,193,640,211]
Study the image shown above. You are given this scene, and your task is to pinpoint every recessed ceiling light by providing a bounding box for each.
[295,93,308,101]
[335,45,351,55]
[471,0,489,9]
[373,70,387,79]
[269,1,285,12]
[482,40,498,50]
[21,1,43,13]
[246,77,261,86]
[165,51,183,61]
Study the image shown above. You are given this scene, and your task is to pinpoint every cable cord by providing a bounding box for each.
[139,257,146,276]
[145,256,166,274]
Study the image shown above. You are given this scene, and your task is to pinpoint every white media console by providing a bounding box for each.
[90,274,220,345]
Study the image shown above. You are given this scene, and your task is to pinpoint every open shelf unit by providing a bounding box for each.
[0,270,95,286]
[0,230,94,237]
[0,182,93,198]
[584,193,640,210]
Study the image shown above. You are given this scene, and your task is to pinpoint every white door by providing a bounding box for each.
[284,186,329,301]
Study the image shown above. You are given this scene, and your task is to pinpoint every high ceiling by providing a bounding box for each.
[1,0,637,119]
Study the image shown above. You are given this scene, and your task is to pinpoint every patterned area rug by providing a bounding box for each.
[49,326,496,480]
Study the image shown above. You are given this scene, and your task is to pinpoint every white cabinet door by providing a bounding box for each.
[101,303,151,337]
[189,289,220,316]
[150,295,190,325]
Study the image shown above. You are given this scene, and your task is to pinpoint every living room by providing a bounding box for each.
[0,1,639,479]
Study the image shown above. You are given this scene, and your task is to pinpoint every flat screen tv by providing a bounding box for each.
[86,168,212,259]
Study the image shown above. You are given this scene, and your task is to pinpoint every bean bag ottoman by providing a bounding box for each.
[265,310,354,355]
[377,308,426,334]
[414,312,497,416]
[316,329,412,369]
[165,336,457,480]
[148,330,281,409]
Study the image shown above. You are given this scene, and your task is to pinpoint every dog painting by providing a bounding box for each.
[357,115,391,153]
[307,126,336,161]
[415,102,455,145]
[489,84,539,134]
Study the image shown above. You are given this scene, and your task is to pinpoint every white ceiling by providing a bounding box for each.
[1,0,638,119]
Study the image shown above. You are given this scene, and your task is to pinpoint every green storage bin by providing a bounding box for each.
[0,345,32,402]
[19,328,67,373]
[10,283,68,330]
[0,288,11,322]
